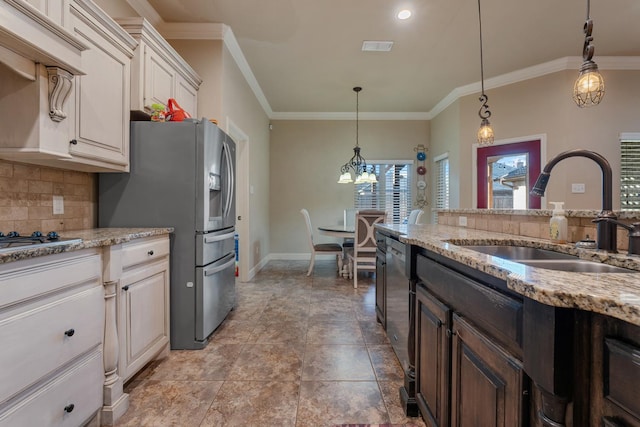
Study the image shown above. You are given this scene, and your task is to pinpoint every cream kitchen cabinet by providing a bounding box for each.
[0,0,136,172]
[118,235,171,382]
[23,0,67,27]
[65,0,136,172]
[116,17,202,118]
[0,248,104,427]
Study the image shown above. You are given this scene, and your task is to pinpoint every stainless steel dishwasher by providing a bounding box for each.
[385,236,409,371]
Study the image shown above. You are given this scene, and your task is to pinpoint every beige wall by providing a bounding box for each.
[169,39,224,122]
[93,0,138,18]
[432,69,640,211]
[269,120,429,255]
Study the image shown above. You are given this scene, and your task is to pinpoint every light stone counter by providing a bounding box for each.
[0,227,174,264]
[377,223,640,327]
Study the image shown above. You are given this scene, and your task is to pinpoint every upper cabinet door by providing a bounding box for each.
[143,45,176,111]
[68,1,135,172]
[116,18,202,117]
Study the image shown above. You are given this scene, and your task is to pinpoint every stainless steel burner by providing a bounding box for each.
[0,231,82,253]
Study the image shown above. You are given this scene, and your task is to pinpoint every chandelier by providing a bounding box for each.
[476,0,494,145]
[338,87,377,184]
[573,0,605,107]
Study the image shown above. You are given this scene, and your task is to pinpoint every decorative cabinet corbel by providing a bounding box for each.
[46,66,73,122]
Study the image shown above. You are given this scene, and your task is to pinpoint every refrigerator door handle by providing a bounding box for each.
[204,254,236,276]
[204,231,235,244]
[222,141,235,219]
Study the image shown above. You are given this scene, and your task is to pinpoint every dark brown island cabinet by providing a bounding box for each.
[377,240,640,427]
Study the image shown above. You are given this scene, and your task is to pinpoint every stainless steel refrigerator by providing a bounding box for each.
[98,119,236,350]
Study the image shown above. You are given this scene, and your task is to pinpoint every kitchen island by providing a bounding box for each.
[376,222,640,427]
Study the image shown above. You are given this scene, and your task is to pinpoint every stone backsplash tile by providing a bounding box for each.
[0,160,96,234]
[439,209,636,252]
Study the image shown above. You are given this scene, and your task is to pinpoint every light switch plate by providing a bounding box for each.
[53,195,64,214]
[459,216,467,226]
[572,183,586,193]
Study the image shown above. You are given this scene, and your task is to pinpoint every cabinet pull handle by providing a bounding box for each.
[446,329,457,338]
[148,250,154,256]
[64,403,75,413]
[64,328,75,337]
[69,139,77,145]
[122,285,130,291]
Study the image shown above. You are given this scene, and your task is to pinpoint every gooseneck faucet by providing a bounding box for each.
[530,149,617,252]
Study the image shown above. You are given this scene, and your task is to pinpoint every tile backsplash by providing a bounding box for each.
[437,209,638,252]
[0,160,97,234]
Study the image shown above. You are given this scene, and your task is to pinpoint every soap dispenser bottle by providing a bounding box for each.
[549,202,568,243]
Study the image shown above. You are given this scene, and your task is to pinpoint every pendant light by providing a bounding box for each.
[476,0,494,145]
[573,0,605,107]
[338,87,377,184]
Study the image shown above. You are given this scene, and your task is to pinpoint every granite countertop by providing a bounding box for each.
[438,208,640,219]
[376,223,640,327]
[0,228,174,264]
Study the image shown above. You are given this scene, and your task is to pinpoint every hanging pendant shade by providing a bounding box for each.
[338,87,377,184]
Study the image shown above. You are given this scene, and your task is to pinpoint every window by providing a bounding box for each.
[433,153,449,223]
[354,162,413,224]
[476,139,542,209]
[620,133,640,211]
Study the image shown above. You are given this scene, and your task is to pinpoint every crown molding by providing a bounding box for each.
[430,56,640,118]
[159,22,273,118]
[271,111,431,120]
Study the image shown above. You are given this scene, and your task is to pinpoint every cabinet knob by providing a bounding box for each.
[122,285,130,291]
[64,403,75,413]
[446,329,457,338]
[148,250,154,256]
[64,328,75,337]
[69,139,78,145]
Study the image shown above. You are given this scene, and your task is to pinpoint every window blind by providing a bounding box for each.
[353,163,413,224]
[434,155,449,223]
[621,138,640,210]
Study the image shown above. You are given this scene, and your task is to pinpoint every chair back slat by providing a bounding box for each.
[300,208,315,248]
[354,210,386,251]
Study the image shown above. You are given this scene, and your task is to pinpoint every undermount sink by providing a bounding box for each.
[461,245,638,273]
[515,259,637,273]
[461,245,577,261]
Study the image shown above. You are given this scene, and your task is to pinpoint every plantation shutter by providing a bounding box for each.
[434,154,449,223]
[353,162,413,224]
[621,137,640,210]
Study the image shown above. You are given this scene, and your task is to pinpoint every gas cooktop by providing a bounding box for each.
[0,231,82,253]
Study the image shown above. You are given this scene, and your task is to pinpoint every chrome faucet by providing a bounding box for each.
[530,149,617,252]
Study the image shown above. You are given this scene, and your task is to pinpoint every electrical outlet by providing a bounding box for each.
[458,216,467,227]
[572,183,586,193]
[52,195,64,215]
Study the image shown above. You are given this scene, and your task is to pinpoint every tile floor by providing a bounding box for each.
[114,260,426,427]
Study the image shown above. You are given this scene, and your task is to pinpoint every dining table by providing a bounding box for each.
[317,224,355,238]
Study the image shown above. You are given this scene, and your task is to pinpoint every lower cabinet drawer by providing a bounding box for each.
[0,349,103,427]
[0,286,104,404]
[122,236,170,269]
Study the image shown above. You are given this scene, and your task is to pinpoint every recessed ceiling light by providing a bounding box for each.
[397,9,412,20]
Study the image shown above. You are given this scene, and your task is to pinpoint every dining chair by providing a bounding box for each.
[347,209,386,288]
[407,209,424,224]
[300,208,344,276]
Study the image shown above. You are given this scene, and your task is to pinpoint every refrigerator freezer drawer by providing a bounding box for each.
[195,252,236,341]
[196,228,235,266]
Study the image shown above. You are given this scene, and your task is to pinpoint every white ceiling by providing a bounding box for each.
[134,0,640,116]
